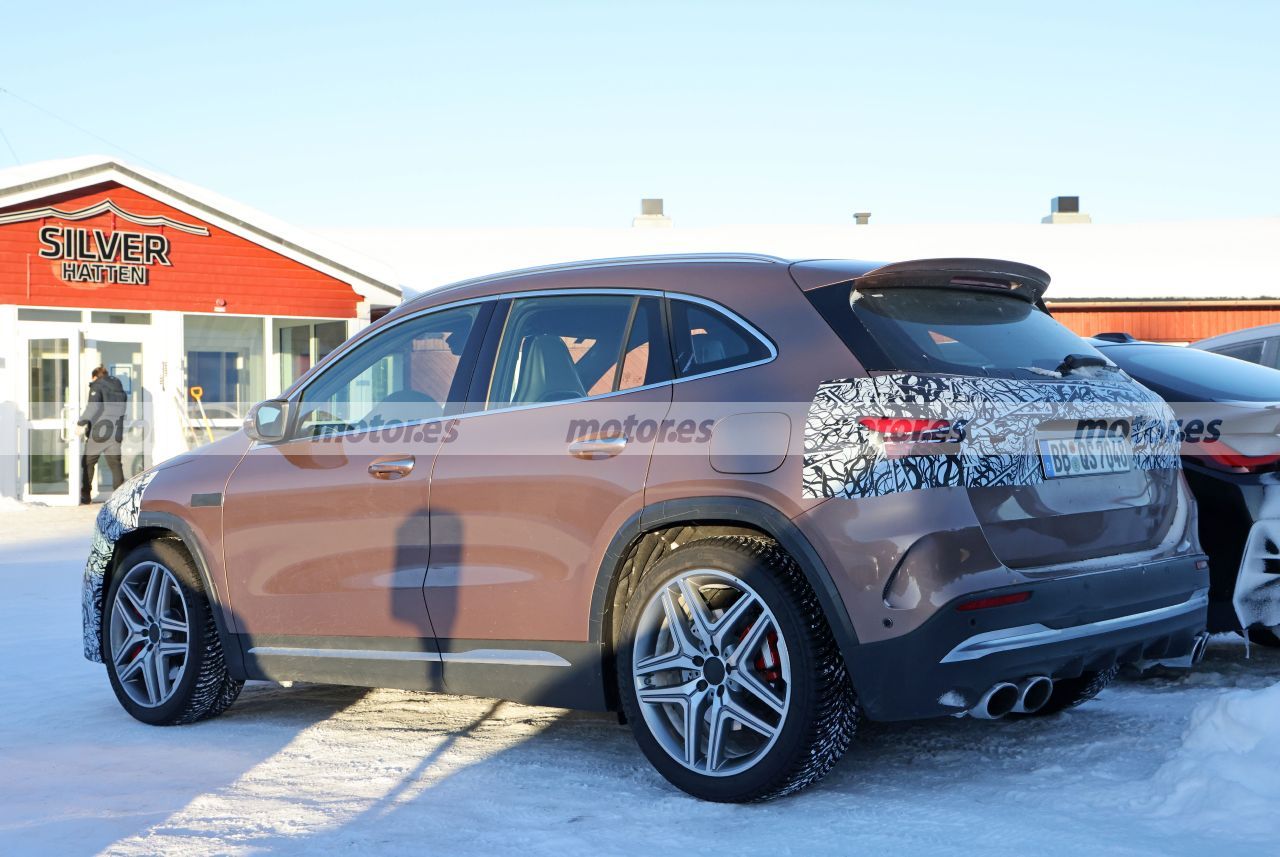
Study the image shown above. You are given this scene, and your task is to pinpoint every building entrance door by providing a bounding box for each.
[20,324,146,505]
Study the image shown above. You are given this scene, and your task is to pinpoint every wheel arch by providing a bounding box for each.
[590,497,860,667]
[111,512,247,680]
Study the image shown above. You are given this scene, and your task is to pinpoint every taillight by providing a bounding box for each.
[956,591,1032,612]
[1199,441,1280,474]
[857,417,952,442]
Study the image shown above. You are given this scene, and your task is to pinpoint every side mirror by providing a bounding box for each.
[245,399,291,443]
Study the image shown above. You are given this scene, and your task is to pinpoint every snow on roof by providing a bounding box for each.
[0,156,402,304]
[317,219,1280,304]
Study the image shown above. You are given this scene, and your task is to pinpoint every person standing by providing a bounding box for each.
[77,366,127,504]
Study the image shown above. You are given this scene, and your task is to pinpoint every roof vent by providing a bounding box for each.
[1042,196,1091,224]
[633,198,672,228]
[853,211,871,225]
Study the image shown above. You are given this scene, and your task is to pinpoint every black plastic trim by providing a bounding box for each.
[135,510,247,680]
[588,496,861,662]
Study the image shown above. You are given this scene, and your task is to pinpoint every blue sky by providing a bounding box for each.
[1,1,1276,227]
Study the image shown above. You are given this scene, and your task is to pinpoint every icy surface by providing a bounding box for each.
[1,506,1278,855]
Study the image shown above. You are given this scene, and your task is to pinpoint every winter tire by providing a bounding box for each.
[103,539,243,725]
[617,535,858,802]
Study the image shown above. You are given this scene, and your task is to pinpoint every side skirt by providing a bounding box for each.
[238,635,609,711]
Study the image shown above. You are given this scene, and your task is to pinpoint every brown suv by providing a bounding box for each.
[82,254,1210,801]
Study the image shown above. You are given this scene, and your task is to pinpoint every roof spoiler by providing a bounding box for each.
[854,258,1051,303]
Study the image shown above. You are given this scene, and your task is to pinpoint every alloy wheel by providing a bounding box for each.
[108,561,191,708]
[631,569,791,777]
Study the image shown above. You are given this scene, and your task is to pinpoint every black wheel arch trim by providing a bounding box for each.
[588,496,861,659]
[133,510,248,680]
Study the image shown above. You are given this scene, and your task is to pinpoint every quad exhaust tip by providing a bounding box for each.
[970,682,1020,719]
[1012,676,1054,714]
[1190,632,1210,665]
[968,676,1054,719]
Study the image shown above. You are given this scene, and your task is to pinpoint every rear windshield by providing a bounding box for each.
[1100,343,1280,402]
[809,284,1108,379]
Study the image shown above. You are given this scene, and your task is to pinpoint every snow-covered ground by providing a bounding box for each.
[1,505,1278,856]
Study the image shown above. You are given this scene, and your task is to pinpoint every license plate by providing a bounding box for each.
[1038,437,1132,479]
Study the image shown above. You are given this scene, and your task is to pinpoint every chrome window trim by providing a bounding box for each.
[938,588,1209,664]
[248,645,571,668]
[270,286,777,444]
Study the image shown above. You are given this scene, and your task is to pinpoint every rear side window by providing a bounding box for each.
[668,299,771,378]
[1212,340,1266,365]
[809,285,1106,379]
[486,295,671,408]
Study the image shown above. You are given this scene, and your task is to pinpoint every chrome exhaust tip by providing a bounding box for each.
[970,682,1019,719]
[1012,675,1054,714]
[1191,632,1210,665]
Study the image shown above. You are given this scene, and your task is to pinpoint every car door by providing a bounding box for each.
[221,302,488,687]
[425,291,672,701]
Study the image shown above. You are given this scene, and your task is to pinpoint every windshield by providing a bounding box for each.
[815,286,1109,378]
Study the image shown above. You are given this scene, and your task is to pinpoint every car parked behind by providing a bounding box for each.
[1093,334,1280,646]
[1192,322,1280,369]
[82,255,1210,802]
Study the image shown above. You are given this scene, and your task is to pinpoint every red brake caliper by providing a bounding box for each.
[738,623,782,683]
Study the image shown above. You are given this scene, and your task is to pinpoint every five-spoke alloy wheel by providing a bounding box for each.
[618,536,858,802]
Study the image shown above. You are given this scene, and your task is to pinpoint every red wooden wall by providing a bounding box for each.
[0,182,361,318]
[1049,302,1280,343]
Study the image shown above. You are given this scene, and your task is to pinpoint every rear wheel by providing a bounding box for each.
[103,540,242,725]
[1022,667,1118,716]
[617,536,858,802]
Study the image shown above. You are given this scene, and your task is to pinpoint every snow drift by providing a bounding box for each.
[1146,680,1280,838]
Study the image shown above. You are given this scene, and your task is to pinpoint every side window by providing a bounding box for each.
[1215,340,1265,366]
[668,298,771,378]
[296,304,481,436]
[486,294,670,408]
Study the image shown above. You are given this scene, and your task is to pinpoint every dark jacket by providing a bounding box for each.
[78,376,128,446]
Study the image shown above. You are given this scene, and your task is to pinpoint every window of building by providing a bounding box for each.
[668,299,771,378]
[276,319,349,390]
[296,304,480,436]
[184,316,265,422]
[90,311,151,325]
[18,308,81,323]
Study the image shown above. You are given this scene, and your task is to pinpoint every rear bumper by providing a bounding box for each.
[845,554,1209,721]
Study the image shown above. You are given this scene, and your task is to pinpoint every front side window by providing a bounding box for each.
[296,304,480,436]
[1213,340,1266,366]
[486,294,670,408]
[668,299,771,378]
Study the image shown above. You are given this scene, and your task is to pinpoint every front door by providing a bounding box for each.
[426,293,672,696]
[221,303,487,679]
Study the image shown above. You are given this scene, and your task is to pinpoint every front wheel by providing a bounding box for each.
[617,536,858,802]
[103,540,243,725]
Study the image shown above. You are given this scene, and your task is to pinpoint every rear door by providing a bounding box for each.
[803,278,1184,569]
[424,291,672,700]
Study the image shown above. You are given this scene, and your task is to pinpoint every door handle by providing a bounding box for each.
[368,456,415,480]
[568,436,628,460]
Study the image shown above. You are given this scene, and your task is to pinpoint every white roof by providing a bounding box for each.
[318,219,1280,304]
[0,156,402,306]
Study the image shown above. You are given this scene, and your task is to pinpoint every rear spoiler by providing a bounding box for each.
[790,257,1051,304]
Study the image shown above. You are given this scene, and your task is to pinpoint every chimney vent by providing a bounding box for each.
[853,212,871,225]
[1042,196,1091,224]
[633,197,672,228]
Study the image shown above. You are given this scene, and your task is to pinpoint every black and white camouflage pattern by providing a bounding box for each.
[82,470,156,662]
[802,372,1182,500]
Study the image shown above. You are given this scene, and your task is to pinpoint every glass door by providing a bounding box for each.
[82,333,148,489]
[22,331,80,503]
